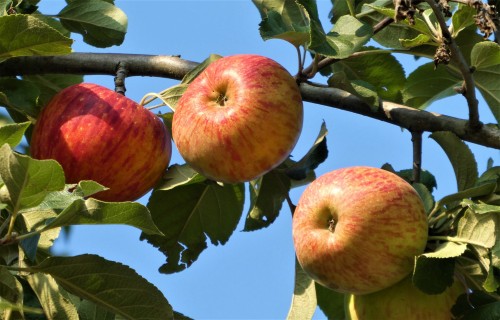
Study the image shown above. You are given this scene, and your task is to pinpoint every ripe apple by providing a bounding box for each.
[346,276,465,320]
[292,166,428,294]
[172,54,303,183]
[30,83,172,202]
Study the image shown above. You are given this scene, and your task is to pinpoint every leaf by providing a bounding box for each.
[0,121,30,148]
[40,198,163,236]
[425,241,468,258]
[252,0,311,46]
[145,84,188,112]
[73,180,108,198]
[457,208,497,249]
[312,15,373,59]
[0,78,41,118]
[451,5,476,37]
[28,254,173,320]
[328,72,379,108]
[403,62,461,109]
[157,164,206,190]
[283,121,328,181]
[400,33,432,48]
[286,258,316,320]
[315,283,345,319]
[0,14,72,62]
[412,255,455,294]
[25,273,79,320]
[22,74,83,107]
[461,302,500,320]
[328,48,406,103]
[471,41,500,122]
[452,291,498,319]
[412,182,435,214]
[244,170,291,232]
[182,54,222,84]
[142,181,244,273]
[0,266,23,305]
[77,300,116,320]
[462,199,500,214]
[57,0,128,48]
[430,131,478,191]
[0,144,65,211]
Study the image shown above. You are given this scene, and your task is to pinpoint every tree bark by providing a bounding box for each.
[1,53,499,149]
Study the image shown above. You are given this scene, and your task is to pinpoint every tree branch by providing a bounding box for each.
[425,0,481,130]
[0,53,499,149]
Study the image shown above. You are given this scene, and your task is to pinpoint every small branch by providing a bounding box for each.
[114,61,128,95]
[411,131,423,184]
[425,0,481,130]
[0,53,499,149]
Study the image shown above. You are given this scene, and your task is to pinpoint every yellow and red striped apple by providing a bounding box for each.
[172,54,303,183]
[346,276,465,320]
[30,83,172,202]
[292,166,428,294]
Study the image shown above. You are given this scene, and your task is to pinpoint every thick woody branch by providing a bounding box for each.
[0,53,499,149]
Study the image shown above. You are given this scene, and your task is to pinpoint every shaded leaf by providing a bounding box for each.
[78,299,116,320]
[245,170,291,231]
[315,282,345,319]
[287,258,316,320]
[461,301,500,320]
[430,131,478,191]
[0,144,65,211]
[0,266,23,305]
[0,78,41,119]
[451,5,476,37]
[457,208,496,249]
[0,121,30,148]
[413,255,455,294]
[57,0,128,48]
[0,14,72,62]
[412,182,435,214]
[142,181,244,273]
[28,254,173,320]
[23,74,83,107]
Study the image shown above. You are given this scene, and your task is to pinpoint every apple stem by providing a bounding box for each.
[114,61,128,95]
[328,219,336,232]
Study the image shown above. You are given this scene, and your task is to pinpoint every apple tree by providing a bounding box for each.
[0,0,499,319]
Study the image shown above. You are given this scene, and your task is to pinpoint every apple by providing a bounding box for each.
[172,54,303,183]
[346,276,465,320]
[292,166,428,294]
[30,83,172,202]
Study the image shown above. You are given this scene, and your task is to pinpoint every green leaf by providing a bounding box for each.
[0,14,72,62]
[425,241,468,259]
[412,255,455,294]
[157,164,206,191]
[286,258,316,320]
[430,131,478,191]
[457,208,496,249]
[0,78,41,119]
[328,72,379,108]
[283,121,328,181]
[452,291,498,319]
[28,254,173,320]
[311,15,373,59]
[412,182,435,214]
[471,41,500,122]
[403,62,461,109]
[40,198,163,236]
[142,181,244,273]
[145,84,188,112]
[329,48,406,103]
[0,266,23,305]
[77,300,116,320]
[57,0,128,48]
[400,33,432,48]
[244,170,291,232]
[182,54,222,84]
[25,273,79,320]
[315,283,345,319]
[252,0,311,47]
[73,180,108,198]
[0,144,65,211]
[462,199,500,214]
[451,5,476,37]
[0,121,30,148]
[22,74,83,107]
[461,302,500,320]
[0,0,8,16]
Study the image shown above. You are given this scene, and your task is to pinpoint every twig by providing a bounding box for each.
[0,53,499,149]
[114,61,128,95]
[411,131,423,184]
[425,0,481,131]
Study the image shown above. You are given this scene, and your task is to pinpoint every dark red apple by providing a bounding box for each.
[30,83,171,202]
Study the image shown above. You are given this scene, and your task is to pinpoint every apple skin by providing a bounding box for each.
[30,83,172,202]
[292,166,428,294]
[172,54,303,183]
[346,276,465,320]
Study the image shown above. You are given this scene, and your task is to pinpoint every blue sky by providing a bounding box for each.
[37,1,500,319]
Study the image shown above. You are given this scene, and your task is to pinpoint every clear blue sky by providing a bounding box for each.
[37,1,499,319]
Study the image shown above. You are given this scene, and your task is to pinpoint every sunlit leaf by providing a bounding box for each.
[57,0,128,48]
[0,121,30,148]
[28,254,173,319]
[451,5,476,37]
[286,258,316,320]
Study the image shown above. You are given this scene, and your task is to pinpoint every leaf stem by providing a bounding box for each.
[428,235,491,248]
